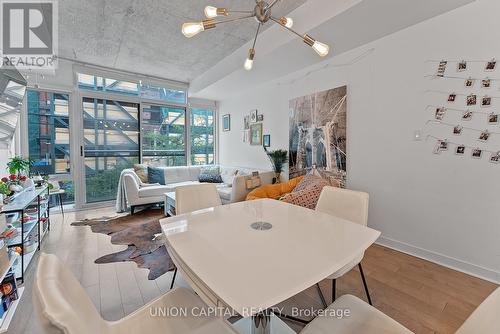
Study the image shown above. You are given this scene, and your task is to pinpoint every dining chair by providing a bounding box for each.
[300,287,500,334]
[33,253,238,334]
[169,183,223,289]
[315,186,371,307]
[175,183,222,215]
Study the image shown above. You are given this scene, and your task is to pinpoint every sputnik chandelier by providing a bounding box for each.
[181,0,330,71]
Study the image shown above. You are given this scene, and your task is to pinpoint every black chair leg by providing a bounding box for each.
[358,263,372,305]
[130,206,135,215]
[170,268,177,290]
[332,278,336,303]
[315,283,328,308]
[58,193,64,215]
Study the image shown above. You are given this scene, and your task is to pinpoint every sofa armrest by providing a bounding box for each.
[230,171,274,203]
[123,174,140,204]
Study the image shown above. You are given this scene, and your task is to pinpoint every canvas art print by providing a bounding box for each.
[289,85,347,186]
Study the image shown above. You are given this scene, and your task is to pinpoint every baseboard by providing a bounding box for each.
[376,236,500,284]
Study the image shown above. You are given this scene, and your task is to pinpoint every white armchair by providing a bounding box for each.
[33,253,238,334]
[301,287,500,334]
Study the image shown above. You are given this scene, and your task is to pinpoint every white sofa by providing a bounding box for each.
[118,165,273,213]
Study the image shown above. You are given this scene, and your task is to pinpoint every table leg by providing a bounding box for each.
[252,312,270,334]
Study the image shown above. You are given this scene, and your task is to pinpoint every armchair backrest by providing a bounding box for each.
[33,253,108,334]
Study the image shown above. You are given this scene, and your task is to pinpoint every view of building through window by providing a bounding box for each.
[26,76,214,206]
[82,98,140,203]
[27,90,74,204]
[142,105,186,166]
[191,108,214,165]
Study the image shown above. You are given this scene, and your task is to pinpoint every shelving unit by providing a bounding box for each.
[0,185,50,283]
[0,252,22,333]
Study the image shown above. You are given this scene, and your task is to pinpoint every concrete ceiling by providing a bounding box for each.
[190,0,476,100]
[59,0,306,83]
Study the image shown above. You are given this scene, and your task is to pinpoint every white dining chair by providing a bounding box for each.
[175,183,222,215]
[169,183,223,289]
[315,186,372,307]
[33,253,238,334]
[301,287,500,334]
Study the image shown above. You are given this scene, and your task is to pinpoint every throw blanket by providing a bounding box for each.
[116,169,130,212]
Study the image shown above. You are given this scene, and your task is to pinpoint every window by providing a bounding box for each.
[27,90,74,204]
[75,70,214,205]
[190,108,215,165]
[142,105,186,166]
[77,73,139,96]
[78,73,187,104]
[82,97,139,203]
[140,83,187,104]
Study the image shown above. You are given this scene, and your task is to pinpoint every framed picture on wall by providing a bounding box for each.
[250,123,263,145]
[250,109,258,123]
[244,116,250,130]
[222,114,231,132]
[263,134,270,147]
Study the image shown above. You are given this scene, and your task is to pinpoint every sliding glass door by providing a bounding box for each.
[81,97,139,203]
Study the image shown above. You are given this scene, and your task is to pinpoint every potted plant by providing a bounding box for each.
[264,148,288,184]
[7,156,31,177]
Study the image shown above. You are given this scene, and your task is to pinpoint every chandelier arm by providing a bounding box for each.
[270,16,303,39]
[266,0,281,9]
[227,10,254,14]
[215,14,256,25]
[252,23,262,49]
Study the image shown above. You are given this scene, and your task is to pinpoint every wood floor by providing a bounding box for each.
[7,207,498,334]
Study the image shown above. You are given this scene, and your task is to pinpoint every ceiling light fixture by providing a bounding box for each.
[181,0,330,70]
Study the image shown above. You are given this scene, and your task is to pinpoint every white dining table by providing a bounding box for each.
[160,198,381,334]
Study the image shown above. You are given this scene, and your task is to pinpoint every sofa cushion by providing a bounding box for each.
[138,185,170,198]
[217,186,232,201]
[188,166,202,181]
[133,164,149,183]
[164,166,192,184]
[148,166,166,185]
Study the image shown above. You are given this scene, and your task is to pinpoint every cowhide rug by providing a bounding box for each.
[71,209,175,280]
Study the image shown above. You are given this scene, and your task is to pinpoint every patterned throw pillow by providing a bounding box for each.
[292,174,323,193]
[199,174,223,183]
[284,175,329,209]
[147,166,166,185]
[199,165,222,183]
[133,164,148,183]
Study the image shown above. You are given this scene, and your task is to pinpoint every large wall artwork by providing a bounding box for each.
[289,85,347,186]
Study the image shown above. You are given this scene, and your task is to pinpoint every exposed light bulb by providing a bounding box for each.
[244,48,255,71]
[244,58,253,71]
[182,22,204,38]
[279,17,293,28]
[303,35,329,57]
[204,6,218,18]
[312,41,329,57]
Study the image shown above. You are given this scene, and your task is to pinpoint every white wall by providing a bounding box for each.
[218,0,500,282]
